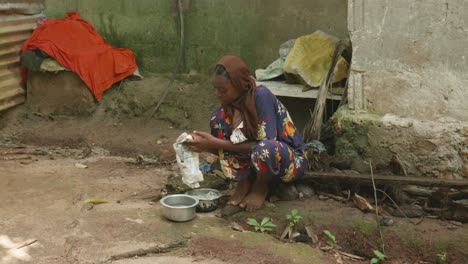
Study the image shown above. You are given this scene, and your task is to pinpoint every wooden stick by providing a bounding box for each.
[0,155,31,161]
[299,171,468,188]
[16,239,37,249]
[303,40,350,142]
[0,149,47,155]
[370,161,385,255]
[338,250,365,260]
[110,240,186,260]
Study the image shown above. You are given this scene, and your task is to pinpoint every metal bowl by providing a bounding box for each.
[185,188,222,212]
[160,194,199,222]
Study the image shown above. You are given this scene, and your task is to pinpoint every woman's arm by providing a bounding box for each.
[185,131,255,153]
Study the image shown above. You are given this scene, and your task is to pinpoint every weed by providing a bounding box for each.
[436,252,447,263]
[286,209,303,227]
[323,230,336,245]
[370,249,385,264]
[247,217,276,233]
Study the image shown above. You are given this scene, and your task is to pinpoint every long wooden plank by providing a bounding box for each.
[256,80,342,100]
[300,171,468,188]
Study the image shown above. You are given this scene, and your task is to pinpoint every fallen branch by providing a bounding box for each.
[0,155,31,161]
[110,240,186,260]
[318,192,348,203]
[0,149,47,156]
[300,171,468,188]
[338,250,365,260]
[376,189,411,221]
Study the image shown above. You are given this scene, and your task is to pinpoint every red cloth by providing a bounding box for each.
[21,12,137,101]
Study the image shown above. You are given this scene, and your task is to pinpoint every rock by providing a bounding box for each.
[218,205,242,218]
[199,173,228,190]
[380,217,395,226]
[166,172,228,194]
[75,163,88,169]
[230,222,245,232]
[296,184,315,198]
[166,175,192,194]
[91,146,110,156]
[318,195,328,200]
[276,184,299,201]
[79,146,92,159]
[392,204,425,218]
[330,160,352,170]
[268,195,279,203]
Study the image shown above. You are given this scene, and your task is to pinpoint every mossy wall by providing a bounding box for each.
[44,0,348,74]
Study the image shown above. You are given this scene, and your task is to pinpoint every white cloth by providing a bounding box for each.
[230,121,248,144]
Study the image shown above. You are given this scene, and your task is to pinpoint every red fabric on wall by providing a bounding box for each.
[21,12,137,101]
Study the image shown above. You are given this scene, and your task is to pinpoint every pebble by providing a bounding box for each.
[296,184,315,198]
[318,195,328,200]
[277,184,299,201]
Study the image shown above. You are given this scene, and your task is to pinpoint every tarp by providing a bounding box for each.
[255,39,295,81]
[21,12,137,101]
[283,31,349,87]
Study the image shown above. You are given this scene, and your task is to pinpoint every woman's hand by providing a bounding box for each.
[185,131,217,153]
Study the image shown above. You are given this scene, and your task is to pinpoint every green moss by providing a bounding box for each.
[433,241,448,252]
[329,108,387,172]
[202,227,324,263]
[352,218,377,236]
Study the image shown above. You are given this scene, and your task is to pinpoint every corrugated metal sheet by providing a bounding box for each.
[0,0,44,112]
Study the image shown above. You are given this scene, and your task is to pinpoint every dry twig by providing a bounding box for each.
[370,160,385,255]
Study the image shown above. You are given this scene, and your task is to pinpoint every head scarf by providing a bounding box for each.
[216,55,258,141]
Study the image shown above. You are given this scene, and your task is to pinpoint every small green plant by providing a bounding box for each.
[247,217,276,233]
[323,230,336,245]
[286,209,303,227]
[436,252,447,263]
[370,249,386,264]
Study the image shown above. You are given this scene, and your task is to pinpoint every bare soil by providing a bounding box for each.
[189,237,291,264]
[1,75,467,264]
[229,198,467,264]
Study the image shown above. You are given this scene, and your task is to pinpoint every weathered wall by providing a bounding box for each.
[338,0,468,179]
[332,108,468,179]
[348,0,468,122]
[43,0,349,74]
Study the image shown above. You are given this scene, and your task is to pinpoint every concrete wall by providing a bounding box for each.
[44,0,349,74]
[338,0,468,179]
[348,0,468,122]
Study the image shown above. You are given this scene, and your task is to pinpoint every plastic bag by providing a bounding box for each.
[173,132,204,188]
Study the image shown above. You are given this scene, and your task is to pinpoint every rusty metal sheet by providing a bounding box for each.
[0,0,44,15]
[0,1,44,112]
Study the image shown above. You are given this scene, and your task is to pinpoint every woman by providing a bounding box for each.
[186,55,307,211]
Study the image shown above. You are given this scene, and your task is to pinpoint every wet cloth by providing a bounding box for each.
[21,12,137,101]
[210,85,307,182]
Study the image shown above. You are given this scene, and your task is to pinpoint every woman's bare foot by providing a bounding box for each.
[239,173,270,211]
[227,178,250,206]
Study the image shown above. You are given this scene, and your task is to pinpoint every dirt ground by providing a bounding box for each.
[1,76,467,264]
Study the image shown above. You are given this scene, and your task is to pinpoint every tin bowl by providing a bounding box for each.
[185,188,222,212]
[159,194,199,222]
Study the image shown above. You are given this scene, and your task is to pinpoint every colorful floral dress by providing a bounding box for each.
[210,85,307,182]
